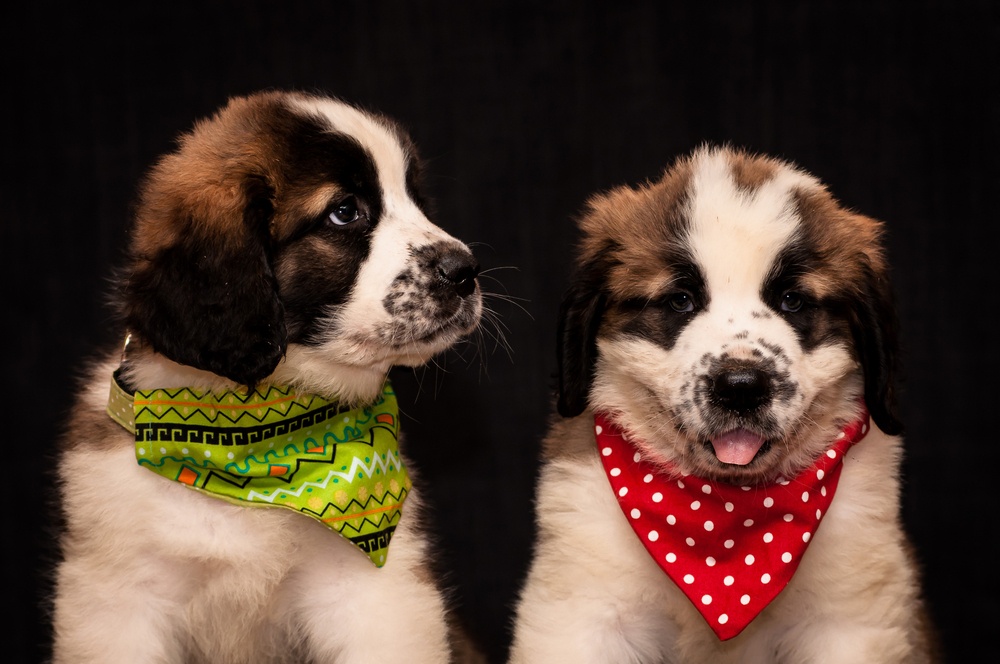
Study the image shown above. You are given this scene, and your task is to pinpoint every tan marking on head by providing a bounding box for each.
[793,187,889,298]
[726,148,781,191]
[130,92,294,258]
[575,156,695,302]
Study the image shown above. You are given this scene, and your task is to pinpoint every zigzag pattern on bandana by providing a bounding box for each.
[107,374,411,567]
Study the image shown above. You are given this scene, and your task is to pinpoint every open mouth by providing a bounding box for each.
[706,428,772,466]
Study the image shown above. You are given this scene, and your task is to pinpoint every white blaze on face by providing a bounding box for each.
[671,154,809,429]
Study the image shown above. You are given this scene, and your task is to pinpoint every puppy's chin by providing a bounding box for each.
[276,313,480,404]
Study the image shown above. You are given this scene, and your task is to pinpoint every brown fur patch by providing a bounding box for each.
[576,158,695,303]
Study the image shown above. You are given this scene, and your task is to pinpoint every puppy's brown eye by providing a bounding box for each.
[329,196,361,226]
[781,291,804,313]
[667,292,694,313]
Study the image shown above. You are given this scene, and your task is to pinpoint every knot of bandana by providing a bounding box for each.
[594,410,870,640]
[107,372,410,567]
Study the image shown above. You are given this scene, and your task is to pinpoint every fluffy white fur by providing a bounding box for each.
[52,91,484,664]
[509,146,935,663]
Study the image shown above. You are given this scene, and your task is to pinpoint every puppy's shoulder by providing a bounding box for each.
[540,410,600,462]
[59,353,132,455]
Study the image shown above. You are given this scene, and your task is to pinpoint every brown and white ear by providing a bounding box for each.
[122,176,287,387]
[849,255,903,436]
[556,264,607,418]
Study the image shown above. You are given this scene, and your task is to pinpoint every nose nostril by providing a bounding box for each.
[436,252,480,298]
[712,368,772,414]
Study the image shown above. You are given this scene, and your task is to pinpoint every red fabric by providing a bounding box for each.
[594,409,869,640]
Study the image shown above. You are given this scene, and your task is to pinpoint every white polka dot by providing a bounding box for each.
[159,447,166,454]
[816,509,822,519]
[601,446,612,457]
[817,469,825,480]
[719,614,729,625]
[803,532,812,542]
[745,554,755,565]
[777,478,790,486]
[204,450,211,458]
[667,514,677,525]
[182,448,189,455]
[706,556,716,567]
[837,431,846,439]
[677,480,685,489]
[862,423,868,434]
[633,452,641,462]
[744,519,754,527]
[782,552,793,563]
[724,539,735,549]
[701,594,712,605]
[761,573,772,584]
[690,500,701,510]
[741,486,751,491]
[763,496,774,508]
[227,452,235,460]
[666,552,677,563]
[783,513,794,522]
[741,594,751,605]
[827,449,837,458]
[725,502,734,512]
[821,486,827,497]
[763,532,773,543]
[619,487,628,497]
[596,425,604,435]
[344,416,351,423]
[630,508,641,519]
[801,491,810,502]
[138,447,146,455]
[652,492,664,503]
[701,485,712,494]
[724,575,734,586]
[683,574,695,584]
[704,520,714,531]
[610,467,621,477]
[686,537,696,546]
[648,530,659,542]
[643,473,654,483]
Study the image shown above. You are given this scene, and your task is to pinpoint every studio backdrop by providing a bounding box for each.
[5,1,997,662]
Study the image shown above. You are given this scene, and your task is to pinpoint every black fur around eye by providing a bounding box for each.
[329,196,362,226]
[781,291,805,313]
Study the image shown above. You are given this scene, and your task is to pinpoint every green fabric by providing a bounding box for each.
[107,374,409,567]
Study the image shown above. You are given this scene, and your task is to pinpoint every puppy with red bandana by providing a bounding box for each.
[510,146,937,663]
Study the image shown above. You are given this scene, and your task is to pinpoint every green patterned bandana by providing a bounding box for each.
[107,372,410,567]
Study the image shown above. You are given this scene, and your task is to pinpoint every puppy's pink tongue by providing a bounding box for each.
[711,429,766,465]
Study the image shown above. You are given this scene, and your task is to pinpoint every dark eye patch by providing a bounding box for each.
[616,257,707,349]
[763,241,852,351]
[264,105,393,343]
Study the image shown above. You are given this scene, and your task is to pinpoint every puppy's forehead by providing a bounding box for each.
[686,148,821,296]
[579,147,828,299]
[288,95,412,199]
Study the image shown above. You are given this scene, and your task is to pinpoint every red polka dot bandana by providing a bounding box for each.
[595,409,870,640]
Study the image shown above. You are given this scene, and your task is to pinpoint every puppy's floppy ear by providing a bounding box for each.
[123,176,287,387]
[849,258,903,435]
[556,264,607,418]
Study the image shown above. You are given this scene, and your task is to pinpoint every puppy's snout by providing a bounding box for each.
[436,248,480,298]
[711,366,772,414]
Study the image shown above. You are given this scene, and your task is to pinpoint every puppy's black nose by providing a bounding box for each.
[712,367,772,414]
[437,249,480,298]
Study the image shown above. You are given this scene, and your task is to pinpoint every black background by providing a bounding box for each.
[5,2,997,662]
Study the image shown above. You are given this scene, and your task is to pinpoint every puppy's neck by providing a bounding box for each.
[120,341,390,407]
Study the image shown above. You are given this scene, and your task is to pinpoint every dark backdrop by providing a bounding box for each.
[5,2,996,662]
